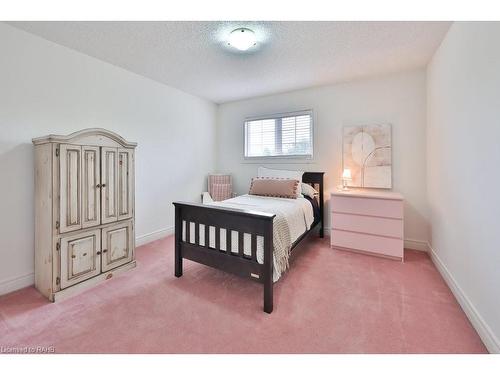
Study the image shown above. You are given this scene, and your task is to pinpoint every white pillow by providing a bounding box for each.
[257,167,304,196]
[301,183,318,199]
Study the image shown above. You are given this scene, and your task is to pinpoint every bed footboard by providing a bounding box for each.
[173,202,276,313]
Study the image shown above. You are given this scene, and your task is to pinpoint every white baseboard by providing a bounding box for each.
[404,239,429,252]
[428,243,500,353]
[0,272,34,296]
[135,226,174,247]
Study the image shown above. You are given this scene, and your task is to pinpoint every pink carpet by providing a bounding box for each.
[0,235,487,353]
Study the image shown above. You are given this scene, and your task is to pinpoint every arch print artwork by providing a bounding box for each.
[342,124,392,188]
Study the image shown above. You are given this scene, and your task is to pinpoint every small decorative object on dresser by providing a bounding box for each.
[32,128,137,301]
[330,189,404,261]
[341,168,352,190]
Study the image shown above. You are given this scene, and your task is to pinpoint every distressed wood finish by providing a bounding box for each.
[82,146,101,228]
[52,261,136,302]
[59,144,82,233]
[101,220,134,272]
[173,171,324,313]
[101,147,118,224]
[117,148,134,221]
[34,143,54,298]
[60,229,101,289]
[32,128,137,148]
[33,128,137,301]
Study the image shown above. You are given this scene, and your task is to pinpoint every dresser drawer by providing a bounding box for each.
[331,195,403,219]
[331,229,403,258]
[331,212,403,239]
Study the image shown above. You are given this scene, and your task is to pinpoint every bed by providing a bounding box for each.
[172,172,324,313]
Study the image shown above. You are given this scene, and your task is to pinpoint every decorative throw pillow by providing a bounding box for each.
[301,183,319,199]
[249,177,299,199]
[257,167,304,196]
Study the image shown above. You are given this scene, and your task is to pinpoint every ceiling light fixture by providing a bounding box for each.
[227,28,256,51]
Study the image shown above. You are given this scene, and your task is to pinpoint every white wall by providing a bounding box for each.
[0,23,217,294]
[427,22,500,352]
[216,70,429,245]
[3,20,499,353]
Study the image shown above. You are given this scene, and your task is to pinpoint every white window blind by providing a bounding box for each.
[244,111,313,158]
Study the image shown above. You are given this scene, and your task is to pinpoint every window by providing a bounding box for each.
[244,110,313,158]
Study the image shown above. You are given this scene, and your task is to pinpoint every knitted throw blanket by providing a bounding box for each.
[208,195,310,282]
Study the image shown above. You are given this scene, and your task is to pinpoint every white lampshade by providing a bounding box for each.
[228,28,256,51]
[342,168,352,180]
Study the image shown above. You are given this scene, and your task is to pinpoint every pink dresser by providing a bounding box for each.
[330,190,404,261]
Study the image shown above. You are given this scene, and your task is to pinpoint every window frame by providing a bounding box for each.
[243,109,314,161]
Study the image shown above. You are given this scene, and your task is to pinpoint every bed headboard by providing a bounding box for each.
[302,172,325,237]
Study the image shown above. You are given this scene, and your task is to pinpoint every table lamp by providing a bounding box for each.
[342,169,352,190]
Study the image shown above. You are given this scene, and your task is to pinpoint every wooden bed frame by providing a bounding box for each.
[172,172,324,313]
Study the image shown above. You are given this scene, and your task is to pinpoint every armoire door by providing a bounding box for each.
[117,148,133,221]
[101,147,118,224]
[101,221,133,272]
[59,144,82,233]
[82,146,101,228]
[60,229,101,289]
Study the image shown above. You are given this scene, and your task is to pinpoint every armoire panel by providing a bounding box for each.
[102,221,133,272]
[59,144,82,233]
[60,229,101,289]
[82,146,101,228]
[101,147,119,224]
[118,148,134,221]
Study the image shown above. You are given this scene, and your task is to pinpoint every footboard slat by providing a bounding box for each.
[238,232,244,257]
[204,224,210,248]
[194,223,200,245]
[251,234,257,262]
[215,226,221,251]
[226,229,232,255]
[186,221,192,244]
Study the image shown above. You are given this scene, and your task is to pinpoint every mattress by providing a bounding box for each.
[182,194,315,281]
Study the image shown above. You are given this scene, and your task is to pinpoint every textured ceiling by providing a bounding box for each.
[8,21,451,103]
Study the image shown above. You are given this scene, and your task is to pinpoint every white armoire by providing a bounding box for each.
[32,128,137,301]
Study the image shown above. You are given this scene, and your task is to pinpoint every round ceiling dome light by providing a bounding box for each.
[227,28,256,51]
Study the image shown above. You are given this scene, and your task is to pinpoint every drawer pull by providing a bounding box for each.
[96,251,102,255]
[102,249,108,253]
[71,254,76,259]
[82,252,87,257]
